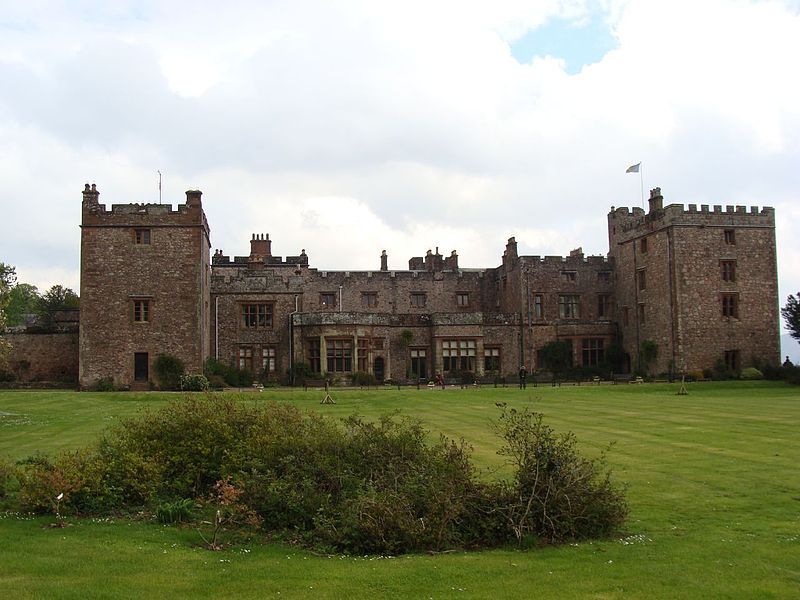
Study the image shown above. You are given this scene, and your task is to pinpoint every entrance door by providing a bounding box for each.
[373,356,385,382]
[134,352,149,382]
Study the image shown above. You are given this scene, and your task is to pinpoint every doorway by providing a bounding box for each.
[134,352,149,382]
[373,356,385,382]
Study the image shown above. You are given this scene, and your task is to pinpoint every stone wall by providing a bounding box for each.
[2,331,79,385]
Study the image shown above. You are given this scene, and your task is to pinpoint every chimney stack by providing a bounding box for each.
[185,189,202,208]
[380,250,388,271]
[648,187,663,213]
[250,233,272,259]
[82,182,99,206]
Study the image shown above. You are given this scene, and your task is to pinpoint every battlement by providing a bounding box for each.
[520,254,610,266]
[80,184,209,235]
[608,186,775,245]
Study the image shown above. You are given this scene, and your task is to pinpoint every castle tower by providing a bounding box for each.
[79,184,211,389]
[607,188,779,374]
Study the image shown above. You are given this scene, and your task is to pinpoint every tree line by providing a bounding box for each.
[0,263,79,330]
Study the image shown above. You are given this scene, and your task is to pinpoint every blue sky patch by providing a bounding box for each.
[510,16,617,74]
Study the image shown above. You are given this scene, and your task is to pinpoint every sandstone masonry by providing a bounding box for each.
[71,183,778,389]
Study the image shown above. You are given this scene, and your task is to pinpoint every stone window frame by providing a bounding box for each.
[638,302,646,325]
[597,294,612,319]
[721,292,739,318]
[262,346,276,373]
[720,260,737,283]
[320,292,336,309]
[558,294,581,319]
[132,298,151,323]
[456,292,470,307]
[361,292,378,309]
[622,305,630,326]
[307,338,321,373]
[410,347,427,379]
[597,271,612,283]
[640,237,648,253]
[326,337,353,373]
[533,294,544,319]
[724,229,736,245]
[357,338,369,372]
[484,346,501,372]
[637,268,646,291]
[442,339,476,372]
[241,303,274,328]
[410,292,427,308]
[238,347,253,371]
[133,228,151,245]
[581,338,605,366]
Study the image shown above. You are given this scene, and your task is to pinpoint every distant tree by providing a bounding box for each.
[539,341,572,378]
[0,263,14,367]
[37,285,79,328]
[781,293,800,341]
[0,263,16,290]
[5,283,40,326]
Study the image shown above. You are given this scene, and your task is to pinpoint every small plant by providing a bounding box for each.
[180,374,210,391]
[91,377,115,392]
[740,367,764,380]
[156,498,195,524]
[199,477,262,550]
[52,492,66,528]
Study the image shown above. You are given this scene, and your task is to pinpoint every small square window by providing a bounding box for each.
[597,272,611,283]
[320,292,336,309]
[724,229,736,245]
[134,229,151,245]
[456,292,470,307]
[411,293,427,308]
[361,292,378,308]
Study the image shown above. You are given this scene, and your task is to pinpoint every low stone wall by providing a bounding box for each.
[1,330,79,385]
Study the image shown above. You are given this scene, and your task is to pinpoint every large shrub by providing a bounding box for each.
[14,396,627,554]
[154,354,185,390]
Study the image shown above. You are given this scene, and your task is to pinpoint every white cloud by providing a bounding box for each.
[0,0,799,329]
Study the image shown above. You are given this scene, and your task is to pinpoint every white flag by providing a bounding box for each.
[626,162,641,173]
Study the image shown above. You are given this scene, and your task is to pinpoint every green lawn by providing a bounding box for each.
[1,382,799,599]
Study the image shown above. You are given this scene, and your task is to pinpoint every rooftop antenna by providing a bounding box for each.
[158,170,162,204]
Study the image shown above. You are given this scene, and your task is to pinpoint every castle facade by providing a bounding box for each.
[75,183,779,389]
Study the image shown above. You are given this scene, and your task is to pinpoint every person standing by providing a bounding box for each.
[518,365,527,389]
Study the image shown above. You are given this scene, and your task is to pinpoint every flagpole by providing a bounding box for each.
[640,163,644,209]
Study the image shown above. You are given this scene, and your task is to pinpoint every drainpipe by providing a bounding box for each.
[214,296,219,361]
[288,295,299,385]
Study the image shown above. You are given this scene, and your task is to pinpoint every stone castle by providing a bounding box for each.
[78,181,782,388]
[2,183,781,388]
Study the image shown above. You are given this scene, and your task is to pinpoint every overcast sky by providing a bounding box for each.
[2,1,799,331]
